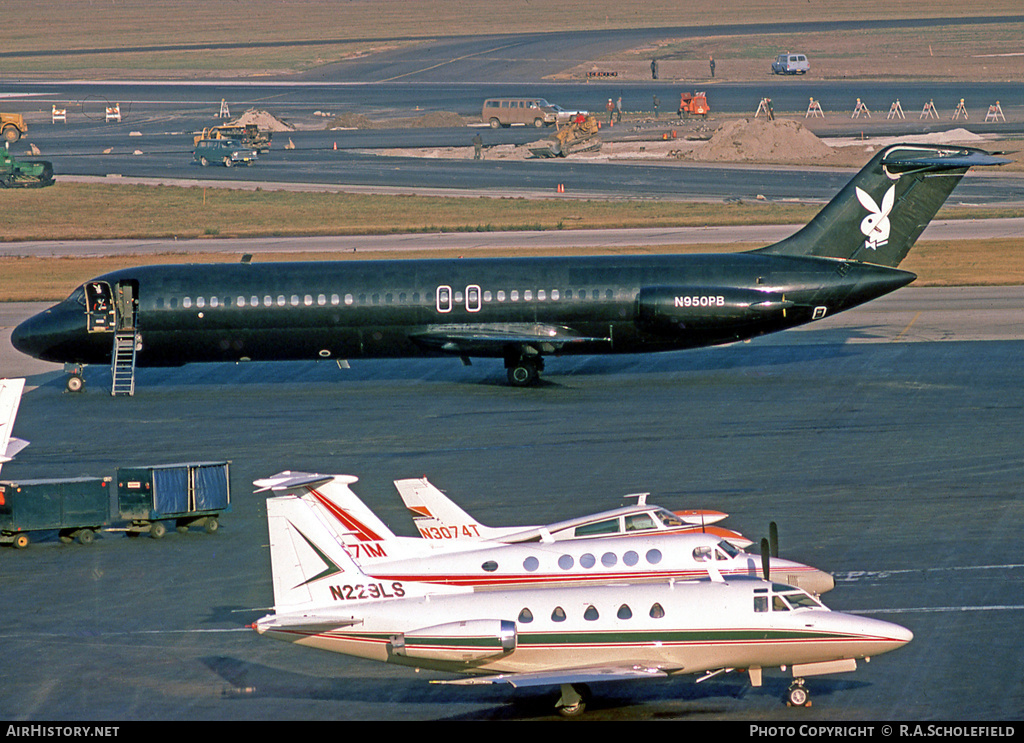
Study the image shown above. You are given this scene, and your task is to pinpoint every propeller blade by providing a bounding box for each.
[769,521,779,558]
[760,537,770,581]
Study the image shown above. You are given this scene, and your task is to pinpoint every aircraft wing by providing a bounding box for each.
[433,663,671,689]
[410,323,609,357]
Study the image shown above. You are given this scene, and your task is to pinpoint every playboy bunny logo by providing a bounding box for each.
[856,185,895,250]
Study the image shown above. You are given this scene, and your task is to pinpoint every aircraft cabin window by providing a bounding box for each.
[183,297,192,308]
[575,518,619,538]
[773,597,790,612]
[693,546,713,562]
[537,290,546,301]
[552,607,567,622]
[331,294,340,306]
[584,605,599,621]
[277,295,286,307]
[518,608,533,624]
[264,295,272,307]
[656,509,685,528]
[510,290,520,302]
[196,297,205,308]
[290,295,299,307]
[558,555,574,570]
[481,560,498,573]
[524,290,533,301]
[646,549,663,565]
[754,596,769,613]
[601,552,617,567]
[304,295,313,306]
[318,294,327,306]
[497,291,506,302]
[617,604,632,620]
[623,550,639,566]
[237,297,246,307]
[210,297,219,308]
[580,553,596,569]
[551,289,560,300]
[483,291,492,302]
[344,294,354,306]
[650,603,665,619]
[523,556,539,572]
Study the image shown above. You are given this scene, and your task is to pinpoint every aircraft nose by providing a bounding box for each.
[10,311,48,358]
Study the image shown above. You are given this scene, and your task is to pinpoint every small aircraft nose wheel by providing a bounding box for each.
[787,679,811,707]
[556,683,590,717]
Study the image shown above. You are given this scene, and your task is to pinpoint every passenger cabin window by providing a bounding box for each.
[584,605,599,621]
[649,603,665,619]
[617,604,632,620]
[552,607,566,622]
[575,518,619,538]
[518,608,533,623]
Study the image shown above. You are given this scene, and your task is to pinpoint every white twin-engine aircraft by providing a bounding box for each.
[253,471,834,595]
[397,474,739,544]
[252,492,912,715]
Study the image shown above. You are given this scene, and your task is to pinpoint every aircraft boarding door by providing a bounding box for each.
[115,281,139,332]
[85,281,116,333]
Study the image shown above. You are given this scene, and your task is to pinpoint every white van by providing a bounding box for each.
[772,53,810,75]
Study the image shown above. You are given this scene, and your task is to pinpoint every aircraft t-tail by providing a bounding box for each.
[11,145,1007,392]
[0,379,29,476]
[253,492,912,715]
[254,471,835,596]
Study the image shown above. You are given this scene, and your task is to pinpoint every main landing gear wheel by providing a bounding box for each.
[505,356,544,387]
[556,683,590,717]
[787,679,811,707]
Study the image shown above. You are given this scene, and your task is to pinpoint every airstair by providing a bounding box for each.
[111,331,138,396]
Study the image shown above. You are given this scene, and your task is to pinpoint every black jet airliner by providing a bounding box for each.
[11,144,1007,393]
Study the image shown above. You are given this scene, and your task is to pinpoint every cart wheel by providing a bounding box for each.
[204,517,220,534]
[77,529,95,546]
[150,521,167,539]
[13,533,30,550]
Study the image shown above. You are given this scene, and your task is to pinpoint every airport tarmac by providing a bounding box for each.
[1,287,1022,721]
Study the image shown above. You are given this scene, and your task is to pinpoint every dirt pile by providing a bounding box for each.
[690,118,833,163]
[230,108,295,132]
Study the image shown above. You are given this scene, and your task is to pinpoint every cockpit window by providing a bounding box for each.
[575,518,619,537]
[717,540,741,557]
[654,508,685,528]
[68,286,87,307]
[624,513,656,531]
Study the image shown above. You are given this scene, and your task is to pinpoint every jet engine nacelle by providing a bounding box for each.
[390,618,516,662]
[636,286,793,332]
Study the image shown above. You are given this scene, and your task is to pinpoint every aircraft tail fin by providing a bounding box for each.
[394,476,497,540]
[0,379,28,476]
[265,493,466,613]
[755,145,1009,268]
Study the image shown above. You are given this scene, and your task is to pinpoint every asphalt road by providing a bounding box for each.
[1,287,1022,721]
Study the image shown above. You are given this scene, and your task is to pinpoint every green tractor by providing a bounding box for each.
[1,145,55,188]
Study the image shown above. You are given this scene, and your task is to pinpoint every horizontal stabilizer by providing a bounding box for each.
[881,148,1011,172]
[254,470,337,493]
[1,437,30,463]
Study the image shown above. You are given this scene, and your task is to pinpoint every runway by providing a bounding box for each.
[1,286,1022,720]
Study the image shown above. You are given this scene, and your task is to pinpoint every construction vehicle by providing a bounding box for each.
[678,91,710,118]
[527,114,602,158]
[193,123,272,153]
[1,145,54,188]
[2,113,28,143]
